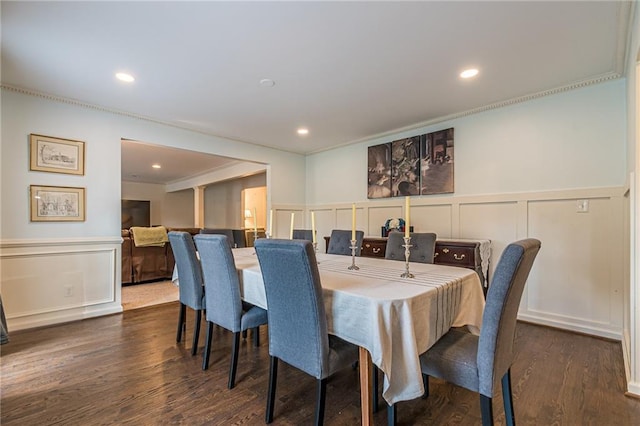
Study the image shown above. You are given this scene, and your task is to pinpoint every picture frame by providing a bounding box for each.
[30,134,85,175]
[30,185,86,222]
[367,143,392,199]
[420,127,454,195]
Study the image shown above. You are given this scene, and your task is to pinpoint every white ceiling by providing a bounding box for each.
[1,1,633,184]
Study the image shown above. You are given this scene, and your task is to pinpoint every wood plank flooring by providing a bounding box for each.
[2,302,639,425]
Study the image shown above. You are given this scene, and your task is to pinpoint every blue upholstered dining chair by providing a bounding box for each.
[327,229,364,256]
[167,231,205,356]
[199,228,235,248]
[193,234,268,389]
[385,231,437,263]
[254,239,359,425]
[386,238,541,426]
[292,229,314,241]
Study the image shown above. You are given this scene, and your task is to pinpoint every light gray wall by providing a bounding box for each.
[122,181,194,227]
[203,173,266,229]
[1,90,306,241]
[306,79,626,205]
[0,89,305,330]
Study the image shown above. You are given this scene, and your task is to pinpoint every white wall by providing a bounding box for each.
[0,89,306,330]
[122,181,195,227]
[306,80,627,340]
[625,1,640,398]
[203,173,266,229]
[307,80,625,205]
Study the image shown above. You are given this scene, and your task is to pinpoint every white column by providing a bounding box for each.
[193,185,205,228]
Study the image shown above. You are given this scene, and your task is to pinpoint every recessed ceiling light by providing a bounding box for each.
[460,68,479,79]
[260,78,275,87]
[297,128,309,135]
[152,164,161,169]
[116,72,135,83]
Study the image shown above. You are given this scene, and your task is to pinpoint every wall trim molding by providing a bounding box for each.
[0,236,122,249]
[518,313,622,341]
[308,73,623,155]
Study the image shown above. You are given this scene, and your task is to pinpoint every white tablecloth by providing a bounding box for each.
[231,247,485,405]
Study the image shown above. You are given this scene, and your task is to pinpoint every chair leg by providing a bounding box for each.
[502,369,516,426]
[176,303,186,342]
[315,378,327,426]
[228,332,240,389]
[242,329,247,339]
[253,326,260,347]
[479,394,493,426]
[202,321,214,370]
[266,356,278,424]
[422,374,429,399]
[387,403,397,426]
[191,309,202,356]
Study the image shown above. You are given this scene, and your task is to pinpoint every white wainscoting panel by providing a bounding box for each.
[0,237,122,330]
[368,206,402,236]
[336,206,365,234]
[459,202,518,279]
[520,197,621,338]
[303,186,624,340]
[412,204,453,239]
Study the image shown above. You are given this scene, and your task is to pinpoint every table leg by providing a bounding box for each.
[359,346,373,426]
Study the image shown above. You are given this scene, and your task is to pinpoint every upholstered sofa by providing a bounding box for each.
[121,227,200,285]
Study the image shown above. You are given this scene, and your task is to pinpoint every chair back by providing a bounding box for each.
[327,229,364,256]
[385,231,437,263]
[168,231,204,310]
[254,239,329,379]
[193,234,244,332]
[292,229,314,241]
[477,238,541,396]
[200,228,235,248]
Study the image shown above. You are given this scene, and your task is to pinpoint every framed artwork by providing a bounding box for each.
[30,185,86,222]
[420,128,454,195]
[367,143,392,199]
[30,134,85,175]
[391,136,421,196]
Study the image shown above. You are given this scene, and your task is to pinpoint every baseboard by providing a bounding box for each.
[518,313,622,341]
[7,303,123,332]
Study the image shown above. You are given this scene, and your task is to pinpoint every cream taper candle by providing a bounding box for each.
[253,207,258,234]
[405,196,410,238]
[351,204,356,240]
[311,211,316,244]
[268,209,273,236]
[290,212,295,239]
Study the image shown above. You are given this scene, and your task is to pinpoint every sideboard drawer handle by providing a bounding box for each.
[442,248,449,253]
[372,247,381,254]
[365,244,371,248]
[453,253,466,261]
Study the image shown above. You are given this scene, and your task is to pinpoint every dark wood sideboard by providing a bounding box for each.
[324,236,488,291]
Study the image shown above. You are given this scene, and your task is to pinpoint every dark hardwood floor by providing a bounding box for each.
[1,302,639,425]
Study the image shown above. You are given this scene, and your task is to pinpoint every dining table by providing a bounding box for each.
[226,246,485,425]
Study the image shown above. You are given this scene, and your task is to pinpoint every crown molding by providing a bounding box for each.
[2,71,625,158]
[312,72,623,155]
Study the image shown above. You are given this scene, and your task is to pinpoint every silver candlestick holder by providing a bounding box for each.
[253,230,259,243]
[265,232,271,239]
[401,236,414,278]
[348,239,360,270]
[313,241,320,264]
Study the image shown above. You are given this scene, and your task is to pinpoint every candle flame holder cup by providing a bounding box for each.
[401,236,414,278]
[348,239,360,270]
